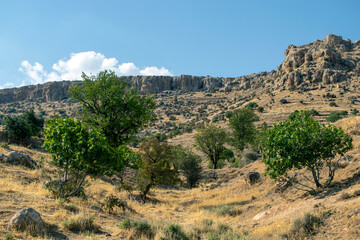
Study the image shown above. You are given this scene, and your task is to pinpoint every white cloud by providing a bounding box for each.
[0,82,15,89]
[19,51,173,86]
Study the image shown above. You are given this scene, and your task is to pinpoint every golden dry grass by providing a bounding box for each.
[1,85,360,239]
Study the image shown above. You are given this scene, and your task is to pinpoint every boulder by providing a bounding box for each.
[9,208,45,235]
[0,153,9,162]
[5,151,37,169]
[246,172,261,185]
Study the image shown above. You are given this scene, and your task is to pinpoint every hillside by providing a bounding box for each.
[0,34,360,239]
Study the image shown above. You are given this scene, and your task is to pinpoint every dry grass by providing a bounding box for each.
[1,85,360,239]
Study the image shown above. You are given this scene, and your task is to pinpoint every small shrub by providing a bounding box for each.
[63,214,100,233]
[119,219,153,238]
[282,213,322,239]
[225,111,233,119]
[326,111,347,122]
[258,106,264,113]
[243,151,258,163]
[351,108,359,115]
[280,98,289,104]
[3,232,14,240]
[329,102,337,107]
[246,102,258,109]
[169,116,176,121]
[102,194,128,213]
[163,224,189,240]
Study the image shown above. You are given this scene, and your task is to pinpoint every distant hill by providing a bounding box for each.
[0,34,359,104]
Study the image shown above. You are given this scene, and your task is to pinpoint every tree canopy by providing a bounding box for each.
[136,139,179,200]
[68,70,156,147]
[43,117,134,197]
[229,107,259,152]
[195,124,227,169]
[262,111,353,190]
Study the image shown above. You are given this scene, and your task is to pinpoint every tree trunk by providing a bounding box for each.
[65,173,87,198]
[311,167,322,188]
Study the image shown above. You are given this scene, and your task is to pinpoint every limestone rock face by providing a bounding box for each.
[278,34,360,89]
[0,34,358,103]
[9,208,45,234]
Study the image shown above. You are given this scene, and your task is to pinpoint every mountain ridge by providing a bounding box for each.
[0,34,359,104]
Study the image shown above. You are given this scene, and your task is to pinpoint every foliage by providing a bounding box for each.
[172,145,202,188]
[63,214,100,233]
[22,109,44,136]
[195,124,227,169]
[43,117,133,197]
[118,218,153,238]
[163,224,189,240]
[246,102,258,109]
[251,122,269,153]
[221,148,235,161]
[326,111,347,122]
[68,70,156,147]
[4,115,32,145]
[4,109,44,145]
[282,213,323,239]
[136,139,180,200]
[280,98,289,104]
[102,194,129,213]
[229,108,259,152]
[262,111,353,190]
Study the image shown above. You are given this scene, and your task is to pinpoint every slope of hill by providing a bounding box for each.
[0,34,360,239]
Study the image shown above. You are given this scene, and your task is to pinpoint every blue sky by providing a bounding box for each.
[0,0,359,88]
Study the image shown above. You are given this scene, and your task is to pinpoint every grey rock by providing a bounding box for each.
[9,208,45,234]
[5,151,37,168]
[0,153,8,162]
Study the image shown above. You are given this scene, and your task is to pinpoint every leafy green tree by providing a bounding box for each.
[136,139,179,200]
[229,108,259,152]
[172,145,202,188]
[4,115,31,145]
[43,117,133,197]
[22,109,44,136]
[68,70,156,147]
[195,125,227,169]
[4,110,44,145]
[251,122,269,153]
[262,111,352,191]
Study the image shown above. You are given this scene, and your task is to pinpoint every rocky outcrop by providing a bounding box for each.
[0,35,358,104]
[277,34,360,89]
[2,151,37,169]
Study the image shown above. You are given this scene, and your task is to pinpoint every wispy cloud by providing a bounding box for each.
[19,51,173,86]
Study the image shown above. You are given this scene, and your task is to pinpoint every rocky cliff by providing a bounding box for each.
[0,34,359,104]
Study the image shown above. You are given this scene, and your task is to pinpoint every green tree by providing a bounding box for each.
[4,115,31,145]
[22,109,44,136]
[262,111,352,191]
[251,122,269,153]
[195,125,227,169]
[229,108,259,152]
[136,139,179,200]
[4,110,44,145]
[172,145,202,188]
[68,70,156,147]
[43,117,133,197]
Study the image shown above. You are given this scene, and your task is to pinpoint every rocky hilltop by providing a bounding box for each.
[0,34,359,104]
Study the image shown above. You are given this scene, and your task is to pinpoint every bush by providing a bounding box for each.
[282,213,322,239]
[329,102,337,107]
[326,111,347,122]
[246,102,258,109]
[280,98,289,104]
[172,146,202,188]
[4,116,31,145]
[118,219,153,238]
[163,224,189,240]
[63,214,100,233]
[4,109,44,145]
[351,108,359,115]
